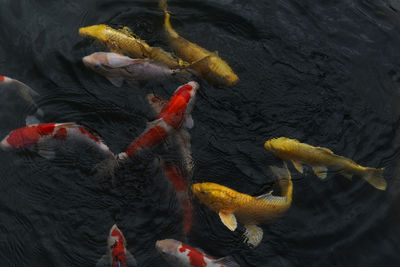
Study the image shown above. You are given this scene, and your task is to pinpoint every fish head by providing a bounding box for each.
[82,52,109,71]
[155,239,182,264]
[191,182,237,211]
[195,55,239,87]
[264,137,296,154]
[79,24,108,42]
[108,224,127,265]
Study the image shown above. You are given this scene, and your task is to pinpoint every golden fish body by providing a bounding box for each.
[159,0,239,86]
[191,165,291,247]
[79,24,188,68]
[264,137,386,190]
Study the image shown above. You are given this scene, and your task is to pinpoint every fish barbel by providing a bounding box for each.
[79,24,189,69]
[159,0,239,86]
[264,137,386,190]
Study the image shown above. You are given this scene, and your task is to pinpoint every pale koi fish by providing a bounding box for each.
[96,224,137,267]
[191,164,292,247]
[0,75,44,125]
[79,24,189,69]
[159,0,239,87]
[156,239,240,267]
[83,52,193,87]
[118,81,199,160]
[0,122,114,160]
[264,137,386,190]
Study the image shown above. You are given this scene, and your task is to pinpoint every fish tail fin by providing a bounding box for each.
[182,198,193,234]
[363,167,386,190]
[95,154,120,186]
[269,162,293,199]
[159,0,179,38]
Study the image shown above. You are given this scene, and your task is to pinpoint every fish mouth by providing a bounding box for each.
[0,137,12,151]
[82,56,91,67]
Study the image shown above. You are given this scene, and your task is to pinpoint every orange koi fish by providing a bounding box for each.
[191,164,292,247]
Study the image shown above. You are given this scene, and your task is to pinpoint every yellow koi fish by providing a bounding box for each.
[79,24,189,69]
[264,137,386,190]
[159,0,239,87]
[191,164,292,247]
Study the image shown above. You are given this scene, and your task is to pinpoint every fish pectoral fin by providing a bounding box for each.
[256,191,273,200]
[312,166,327,179]
[184,114,194,129]
[213,256,240,267]
[243,224,263,247]
[126,251,137,266]
[95,254,108,267]
[106,76,124,87]
[291,160,304,173]
[340,170,353,180]
[25,115,41,126]
[38,149,56,160]
[269,162,291,181]
[218,211,237,231]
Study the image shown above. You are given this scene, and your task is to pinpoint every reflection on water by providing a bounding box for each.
[0,0,400,266]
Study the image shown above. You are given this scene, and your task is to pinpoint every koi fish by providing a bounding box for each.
[0,122,114,160]
[159,0,239,87]
[264,137,386,190]
[79,24,189,69]
[118,81,199,160]
[96,224,137,267]
[191,164,292,247]
[156,239,240,267]
[0,75,44,125]
[146,94,194,234]
[83,52,192,87]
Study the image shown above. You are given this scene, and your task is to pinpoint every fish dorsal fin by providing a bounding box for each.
[316,146,334,155]
[189,55,212,69]
[118,26,139,39]
[291,160,304,173]
[218,211,237,231]
[25,115,41,126]
[243,224,263,247]
[55,122,79,128]
[312,165,327,179]
[106,76,124,87]
[213,256,240,267]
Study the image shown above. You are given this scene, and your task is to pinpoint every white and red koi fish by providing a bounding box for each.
[156,239,240,267]
[0,75,44,125]
[0,122,114,160]
[118,81,199,160]
[146,93,194,234]
[83,52,192,87]
[96,224,137,267]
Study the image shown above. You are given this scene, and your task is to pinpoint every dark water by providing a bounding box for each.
[1,0,400,266]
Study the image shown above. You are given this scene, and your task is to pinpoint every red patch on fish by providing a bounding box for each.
[0,75,4,82]
[78,127,100,142]
[179,243,209,267]
[6,123,55,147]
[126,124,168,157]
[54,128,67,140]
[163,164,187,192]
[111,228,126,267]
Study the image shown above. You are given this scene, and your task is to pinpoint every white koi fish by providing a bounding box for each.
[156,239,240,267]
[82,52,192,87]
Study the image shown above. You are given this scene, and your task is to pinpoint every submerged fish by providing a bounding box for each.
[96,224,137,267]
[264,137,386,190]
[156,239,240,267]
[159,0,239,86]
[191,164,292,247]
[83,52,192,87]
[0,75,44,125]
[79,24,188,69]
[0,122,114,160]
[118,81,198,160]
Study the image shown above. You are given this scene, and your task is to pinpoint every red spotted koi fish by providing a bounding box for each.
[0,122,114,160]
[96,224,137,267]
[0,75,44,125]
[146,94,194,234]
[118,81,199,160]
[83,52,192,87]
[156,239,240,267]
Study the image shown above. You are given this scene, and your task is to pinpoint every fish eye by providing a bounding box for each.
[94,63,100,68]
[162,249,167,254]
